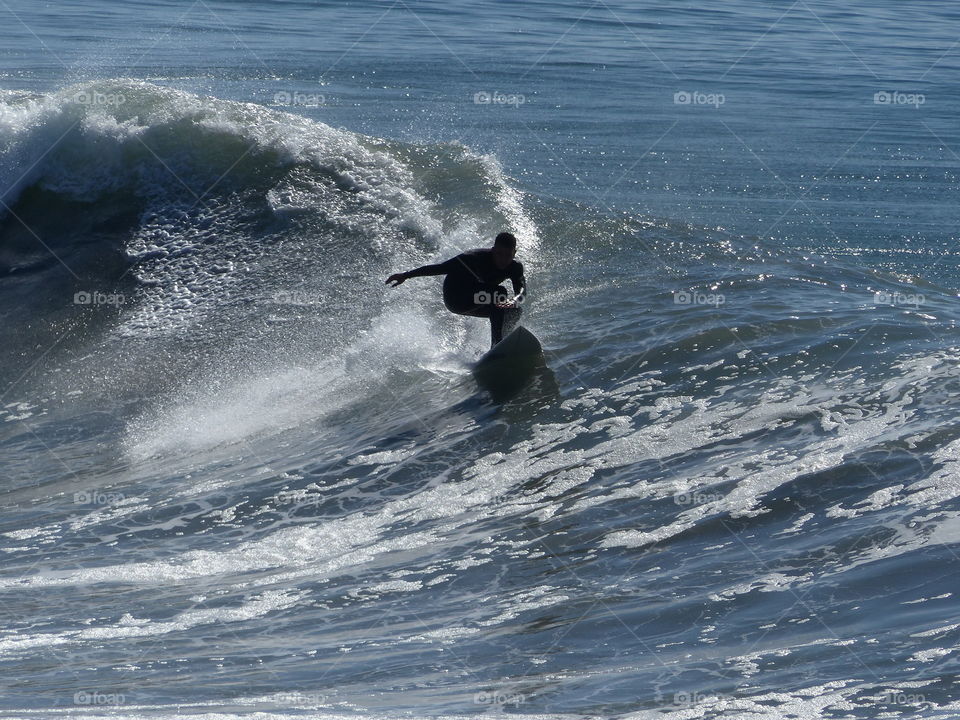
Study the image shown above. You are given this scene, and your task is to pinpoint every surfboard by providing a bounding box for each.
[473,326,544,400]
[480,325,542,362]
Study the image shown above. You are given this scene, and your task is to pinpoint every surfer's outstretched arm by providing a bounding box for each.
[385,259,455,286]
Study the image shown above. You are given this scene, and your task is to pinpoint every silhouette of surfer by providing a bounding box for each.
[386,232,525,348]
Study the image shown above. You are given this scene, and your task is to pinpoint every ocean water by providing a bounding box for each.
[1,1,960,718]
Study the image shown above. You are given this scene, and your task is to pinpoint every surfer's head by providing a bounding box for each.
[492,232,517,268]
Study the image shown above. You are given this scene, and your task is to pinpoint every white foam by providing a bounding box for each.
[0,589,304,657]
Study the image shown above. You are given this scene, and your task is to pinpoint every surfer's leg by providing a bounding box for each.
[444,284,512,347]
[489,306,522,346]
[490,309,503,346]
[488,285,511,346]
[502,305,522,337]
[445,284,490,316]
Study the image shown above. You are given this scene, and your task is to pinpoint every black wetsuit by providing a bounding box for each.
[406,248,526,346]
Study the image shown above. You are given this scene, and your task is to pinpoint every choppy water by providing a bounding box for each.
[1,2,960,718]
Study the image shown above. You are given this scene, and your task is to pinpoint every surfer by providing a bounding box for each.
[385,232,526,348]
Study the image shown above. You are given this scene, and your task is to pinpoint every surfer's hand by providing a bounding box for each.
[495,298,516,309]
[385,272,407,287]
